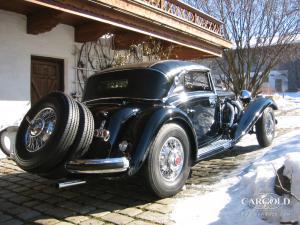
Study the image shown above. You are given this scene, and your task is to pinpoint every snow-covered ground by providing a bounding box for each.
[274,92,300,111]
[171,130,300,225]
[172,92,300,225]
[282,92,300,102]
[276,115,300,129]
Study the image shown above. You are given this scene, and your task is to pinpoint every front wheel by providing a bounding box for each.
[144,123,191,198]
[255,107,275,147]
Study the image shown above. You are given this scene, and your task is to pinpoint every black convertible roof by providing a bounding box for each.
[98,60,210,80]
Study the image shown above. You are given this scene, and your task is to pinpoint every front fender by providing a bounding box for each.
[234,97,278,142]
[128,107,197,176]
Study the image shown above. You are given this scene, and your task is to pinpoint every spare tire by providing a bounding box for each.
[15,92,80,173]
[0,126,18,157]
[40,101,95,179]
[70,101,94,159]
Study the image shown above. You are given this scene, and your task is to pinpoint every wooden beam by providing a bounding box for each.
[75,22,117,42]
[113,31,150,49]
[27,8,64,34]
[170,46,209,60]
[24,0,229,57]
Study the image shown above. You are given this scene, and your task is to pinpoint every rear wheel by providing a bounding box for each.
[255,107,275,147]
[15,92,80,173]
[144,123,191,197]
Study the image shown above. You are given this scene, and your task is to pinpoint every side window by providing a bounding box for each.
[184,71,212,92]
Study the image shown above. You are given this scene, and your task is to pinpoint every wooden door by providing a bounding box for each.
[275,79,282,92]
[31,56,64,104]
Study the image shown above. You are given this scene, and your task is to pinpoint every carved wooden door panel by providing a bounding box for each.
[31,56,64,105]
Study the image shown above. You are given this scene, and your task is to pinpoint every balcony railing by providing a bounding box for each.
[133,0,223,35]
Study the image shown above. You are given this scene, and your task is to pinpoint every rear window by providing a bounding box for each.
[83,69,170,101]
[98,79,128,91]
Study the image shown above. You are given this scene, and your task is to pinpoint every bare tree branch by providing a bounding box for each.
[74,35,172,98]
[187,0,300,96]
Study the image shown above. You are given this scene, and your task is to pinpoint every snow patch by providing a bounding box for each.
[283,155,300,201]
[273,92,300,111]
[276,116,300,129]
[171,130,300,225]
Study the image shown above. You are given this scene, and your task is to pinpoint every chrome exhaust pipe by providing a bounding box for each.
[56,179,86,189]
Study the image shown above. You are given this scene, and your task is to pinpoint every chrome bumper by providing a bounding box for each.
[66,157,130,174]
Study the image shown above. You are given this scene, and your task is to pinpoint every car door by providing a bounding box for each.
[182,71,219,147]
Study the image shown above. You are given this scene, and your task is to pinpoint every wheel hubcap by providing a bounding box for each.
[25,108,56,152]
[265,112,275,139]
[159,137,184,182]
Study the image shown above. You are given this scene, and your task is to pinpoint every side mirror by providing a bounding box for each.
[239,90,252,104]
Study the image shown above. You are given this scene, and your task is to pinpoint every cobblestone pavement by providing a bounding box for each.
[1,109,299,225]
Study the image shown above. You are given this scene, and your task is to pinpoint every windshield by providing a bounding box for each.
[83,69,170,101]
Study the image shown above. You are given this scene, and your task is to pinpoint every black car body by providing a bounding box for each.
[14,60,277,197]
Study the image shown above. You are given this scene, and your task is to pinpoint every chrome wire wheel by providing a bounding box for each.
[25,108,56,152]
[159,137,184,182]
[265,111,275,139]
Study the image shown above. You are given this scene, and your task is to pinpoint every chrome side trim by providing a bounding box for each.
[84,97,161,104]
[66,157,130,174]
[197,139,233,158]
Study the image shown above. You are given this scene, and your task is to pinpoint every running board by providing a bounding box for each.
[197,139,234,158]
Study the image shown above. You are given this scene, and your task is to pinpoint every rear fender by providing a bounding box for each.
[107,107,139,146]
[234,97,278,142]
[128,107,197,176]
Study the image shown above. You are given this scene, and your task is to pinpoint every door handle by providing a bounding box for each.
[209,98,216,106]
[186,108,195,114]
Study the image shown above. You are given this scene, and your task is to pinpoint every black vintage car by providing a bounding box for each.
[13,60,277,197]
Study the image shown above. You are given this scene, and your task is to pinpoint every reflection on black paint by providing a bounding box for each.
[183,97,217,146]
